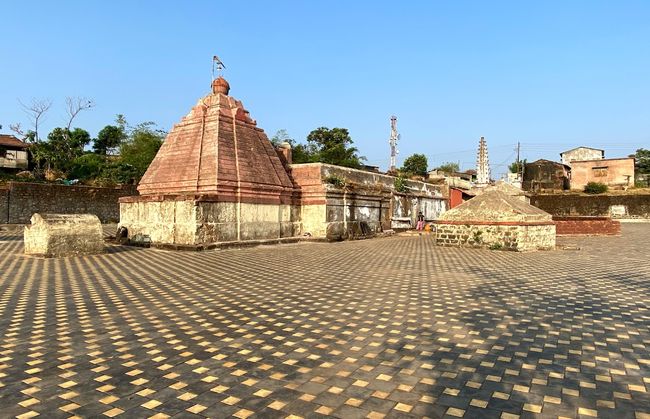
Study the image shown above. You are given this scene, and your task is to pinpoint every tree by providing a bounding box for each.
[291,143,313,164]
[119,122,165,180]
[509,159,526,174]
[69,153,105,180]
[305,127,365,168]
[635,148,650,175]
[63,97,94,149]
[17,98,52,142]
[270,129,293,147]
[436,162,460,174]
[400,153,428,176]
[46,127,92,171]
[94,125,126,155]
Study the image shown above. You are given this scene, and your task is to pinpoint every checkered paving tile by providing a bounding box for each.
[0,224,649,418]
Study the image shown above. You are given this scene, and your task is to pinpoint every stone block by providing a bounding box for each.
[24,213,104,257]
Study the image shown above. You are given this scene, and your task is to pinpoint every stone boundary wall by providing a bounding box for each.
[553,216,621,236]
[0,187,8,223]
[291,163,448,239]
[531,193,650,219]
[1,182,137,224]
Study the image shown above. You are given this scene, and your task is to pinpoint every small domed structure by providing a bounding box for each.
[434,189,555,251]
[212,76,230,95]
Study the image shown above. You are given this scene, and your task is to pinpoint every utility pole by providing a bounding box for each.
[516,141,520,165]
[389,116,399,172]
[516,141,521,180]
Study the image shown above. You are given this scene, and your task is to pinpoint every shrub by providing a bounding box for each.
[584,182,608,194]
[323,174,346,188]
[394,175,408,193]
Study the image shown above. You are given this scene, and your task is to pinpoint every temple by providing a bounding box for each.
[119,76,301,245]
[119,75,447,246]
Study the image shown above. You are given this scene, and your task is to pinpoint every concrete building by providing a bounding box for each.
[570,157,635,190]
[0,134,29,170]
[560,146,604,166]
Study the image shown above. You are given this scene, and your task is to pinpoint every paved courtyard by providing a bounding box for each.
[0,225,649,419]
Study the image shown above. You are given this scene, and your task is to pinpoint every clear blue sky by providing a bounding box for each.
[2,1,649,177]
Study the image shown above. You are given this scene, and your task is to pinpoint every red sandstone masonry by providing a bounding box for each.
[553,216,620,235]
[135,87,298,203]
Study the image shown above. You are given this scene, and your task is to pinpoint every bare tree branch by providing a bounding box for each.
[65,97,95,132]
[9,123,25,137]
[18,98,52,142]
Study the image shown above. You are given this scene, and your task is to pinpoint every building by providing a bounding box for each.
[119,74,448,246]
[0,134,29,170]
[522,159,570,192]
[560,146,604,166]
[570,157,635,190]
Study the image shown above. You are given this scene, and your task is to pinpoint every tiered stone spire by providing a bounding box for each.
[137,76,297,205]
[475,136,490,186]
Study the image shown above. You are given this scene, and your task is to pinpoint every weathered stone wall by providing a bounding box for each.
[291,163,448,239]
[196,202,300,242]
[1,182,137,224]
[435,223,556,251]
[553,216,621,235]
[324,191,389,239]
[24,213,104,257]
[119,199,197,244]
[0,187,8,223]
[119,197,300,245]
[530,193,650,219]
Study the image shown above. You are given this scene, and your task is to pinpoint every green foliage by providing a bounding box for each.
[291,143,312,164]
[100,161,139,185]
[472,230,483,244]
[305,127,365,168]
[94,125,126,155]
[323,174,346,188]
[635,148,650,174]
[509,159,526,174]
[489,242,503,250]
[119,122,165,180]
[393,175,408,193]
[45,127,92,171]
[17,114,163,184]
[436,162,460,174]
[584,182,608,194]
[400,153,428,176]
[68,154,105,180]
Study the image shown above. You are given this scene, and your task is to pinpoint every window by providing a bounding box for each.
[592,166,608,177]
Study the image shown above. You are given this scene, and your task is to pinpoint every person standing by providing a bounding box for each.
[416,211,425,231]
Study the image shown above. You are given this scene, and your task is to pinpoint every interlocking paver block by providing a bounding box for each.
[0,225,648,418]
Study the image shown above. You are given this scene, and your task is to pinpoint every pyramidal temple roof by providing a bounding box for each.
[438,189,551,223]
[137,77,296,204]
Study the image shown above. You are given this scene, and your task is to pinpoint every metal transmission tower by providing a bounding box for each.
[389,115,400,172]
